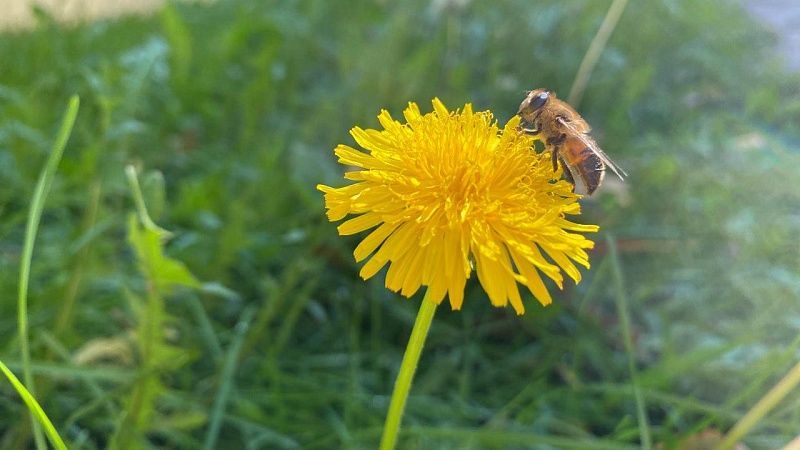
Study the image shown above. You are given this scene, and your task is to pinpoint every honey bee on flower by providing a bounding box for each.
[517,89,627,195]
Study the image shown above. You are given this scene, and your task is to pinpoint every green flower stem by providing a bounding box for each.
[716,358,800,450]
[379,291,438,450]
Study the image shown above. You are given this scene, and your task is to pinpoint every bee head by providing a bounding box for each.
[517,89,551,116]
[527,89,550,110]
[517,89,551,129]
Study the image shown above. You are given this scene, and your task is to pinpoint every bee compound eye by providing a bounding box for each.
[530,91,549,110]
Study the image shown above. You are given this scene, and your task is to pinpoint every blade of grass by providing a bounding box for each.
[607,235,652,449]
[204,306,256,450]
[18,95,80,450]
[0,359,67,450]
[239,259,310,363]
[406,426,641,450]
[2,360,136,382]
[306,425,640,450]
[39,331,119,420]
[186,294,223,360]
[567,0,630,106]
[716,359,800,450]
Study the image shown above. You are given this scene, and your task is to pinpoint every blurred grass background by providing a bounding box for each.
[2,0,800,448]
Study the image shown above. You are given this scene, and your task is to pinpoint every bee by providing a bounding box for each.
[517,88,626,195]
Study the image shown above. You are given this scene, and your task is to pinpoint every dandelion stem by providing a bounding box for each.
[379,291,438,450]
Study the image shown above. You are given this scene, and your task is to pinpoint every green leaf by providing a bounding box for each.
[127,214,200,293]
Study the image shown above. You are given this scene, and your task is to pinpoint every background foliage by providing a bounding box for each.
[2,0,800,448]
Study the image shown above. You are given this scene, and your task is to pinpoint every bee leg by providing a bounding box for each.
[546,133,567,147]
[519,121,540,135]
[545,134,567,149]
[546,134,567,173]
[560,156,576,188]
[519,116,542,135]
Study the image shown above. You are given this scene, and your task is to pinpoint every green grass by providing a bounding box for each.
[14,94,79,450]
[0,359,67,450]
[1,0,800,448]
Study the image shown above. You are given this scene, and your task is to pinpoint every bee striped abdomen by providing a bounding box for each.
[562,137,605,194]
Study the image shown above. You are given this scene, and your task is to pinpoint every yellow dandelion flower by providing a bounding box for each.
[318,98,598,315]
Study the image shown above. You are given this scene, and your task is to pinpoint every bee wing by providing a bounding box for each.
[556,117,627,179]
